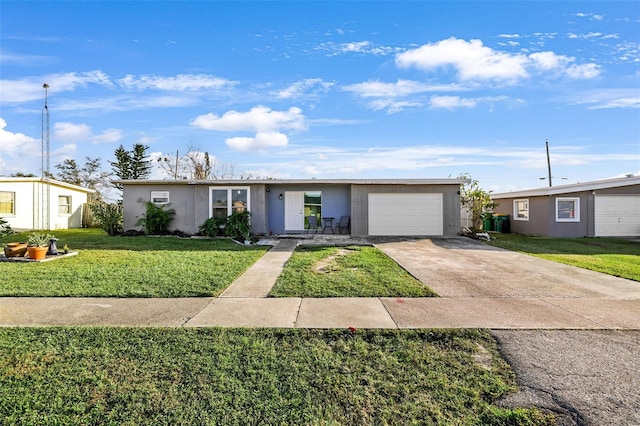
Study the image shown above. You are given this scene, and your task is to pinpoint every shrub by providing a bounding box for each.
[0,217,13,238]
[136,201,176,235]
[89,202,123,236]
[198,217,225,237]
[224,211,252,241]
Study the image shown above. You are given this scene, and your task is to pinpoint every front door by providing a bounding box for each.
[284,191,304,231]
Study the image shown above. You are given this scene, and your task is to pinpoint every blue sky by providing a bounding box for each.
[1,1,639,197]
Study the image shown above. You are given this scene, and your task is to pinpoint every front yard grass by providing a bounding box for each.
[0,229,268,297]
[486,234,640,281]
[0,327,553,425]
[269,245,437,297]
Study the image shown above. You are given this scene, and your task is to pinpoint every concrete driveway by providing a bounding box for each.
[375,237,640,299]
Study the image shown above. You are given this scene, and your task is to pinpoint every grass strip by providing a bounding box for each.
[269,245,437,297]
[0,328,553,425]
[0,229,268,297]
[486,234,640,281]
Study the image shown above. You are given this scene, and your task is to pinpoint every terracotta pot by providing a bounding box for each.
[27,246,48,261]
[4,242,28,257]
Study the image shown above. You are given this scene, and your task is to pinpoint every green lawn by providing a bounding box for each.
[269,245,437,298]
[0,229,268,297]
[0,328,552,425]
[486,234,640,281]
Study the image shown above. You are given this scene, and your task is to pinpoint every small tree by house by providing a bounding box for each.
[459,174,498,231]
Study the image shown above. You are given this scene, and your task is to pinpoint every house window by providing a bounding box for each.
[151,191,170,204]
[513,199,529,221]
[556,197,580,222]
[210,187,250,220]
[0,191,15,215]
[58,195,72,215]
[304,191,322,219]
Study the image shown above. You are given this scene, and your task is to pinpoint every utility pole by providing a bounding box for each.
[41,83,51,230]
[545,139,552,187]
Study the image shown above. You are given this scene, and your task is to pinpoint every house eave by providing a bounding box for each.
[0,177,96,193]
[116,178,471,186]
[492,175,640,199]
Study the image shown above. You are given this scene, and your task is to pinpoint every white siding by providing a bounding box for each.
[595,195,640,236]
[368,193,443,236]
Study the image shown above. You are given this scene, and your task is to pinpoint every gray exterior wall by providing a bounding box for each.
[350,184,461,237]
[494,191,590,237]
[122,181,463,237]
[122,182,268,234]
[265,184,351,234]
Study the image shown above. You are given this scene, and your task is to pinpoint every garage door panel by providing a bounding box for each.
[369,193,443,236]
[595,195,640,237]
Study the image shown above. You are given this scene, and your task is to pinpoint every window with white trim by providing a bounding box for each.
[0,191,15,215]
[210,187,250,220]
[58,195,72,215]
[151,191,170,204]
[513,199,529,221]
[556,197,580,222]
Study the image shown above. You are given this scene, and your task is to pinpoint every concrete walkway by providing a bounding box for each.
[1,237,638,329]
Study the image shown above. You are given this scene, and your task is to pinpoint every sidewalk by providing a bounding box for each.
[1,238,639,329]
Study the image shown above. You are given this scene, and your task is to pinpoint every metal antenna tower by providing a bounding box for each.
[41,83,50,230]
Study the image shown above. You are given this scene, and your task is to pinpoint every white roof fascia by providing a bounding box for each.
[0,177,95,193]
[116,178,471,186]
[492,176,640,199]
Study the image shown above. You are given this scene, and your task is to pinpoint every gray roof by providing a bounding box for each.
[117,178,471,186]
[492,175,640,199]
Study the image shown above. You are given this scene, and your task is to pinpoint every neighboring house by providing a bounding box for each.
[491,175,640,237]
[0,177,95,231]
[119,178,470,237]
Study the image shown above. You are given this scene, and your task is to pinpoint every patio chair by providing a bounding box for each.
[306,215,320,234]
[336,215,350,234]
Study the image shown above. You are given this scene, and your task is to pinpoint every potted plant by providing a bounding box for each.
[27,232,54,260]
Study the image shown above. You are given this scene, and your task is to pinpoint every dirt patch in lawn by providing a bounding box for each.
[313,248,353,273]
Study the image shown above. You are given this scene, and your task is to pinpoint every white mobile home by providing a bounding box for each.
[0,177,95,231]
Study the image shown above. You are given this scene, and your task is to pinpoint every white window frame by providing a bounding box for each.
[58,195,72,215]
[513,199,529,221]
[0,191,15,215]
[556,197,580,222]
[208,187,250,218]
[151,191,170,205]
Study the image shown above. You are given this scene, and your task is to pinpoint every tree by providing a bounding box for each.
[130,143,153,181]
[10,172,37,177]
[158,145,268,180]
[109,143,152,191]
[459,173,499,231]
[55,157,111,201]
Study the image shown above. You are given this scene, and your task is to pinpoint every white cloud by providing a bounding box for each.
[369,100,423,114]
[54,122,92,142]
[92,128,123,144]
[191,106,307,132]
[342,79,463,98]
[0,71,113,103]
[396,37,530,82]
[53,122,123,144]
[272,78,334,100]
[588,97,640,109]
[395,37,600,83]
[566,88,640,109]
[225,131,289,152]
[316,40,401,56]
[429,96,477,109]
[118,74,237,91]
[565,63,601,79]
[0,118,39,155]
[529,51,572,71]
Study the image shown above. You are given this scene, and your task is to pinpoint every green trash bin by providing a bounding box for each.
[493,215,510,233]
[482,213,494,231]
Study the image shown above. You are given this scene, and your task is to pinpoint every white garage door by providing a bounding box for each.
[369,193,443,236]
[595,195,640,236]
